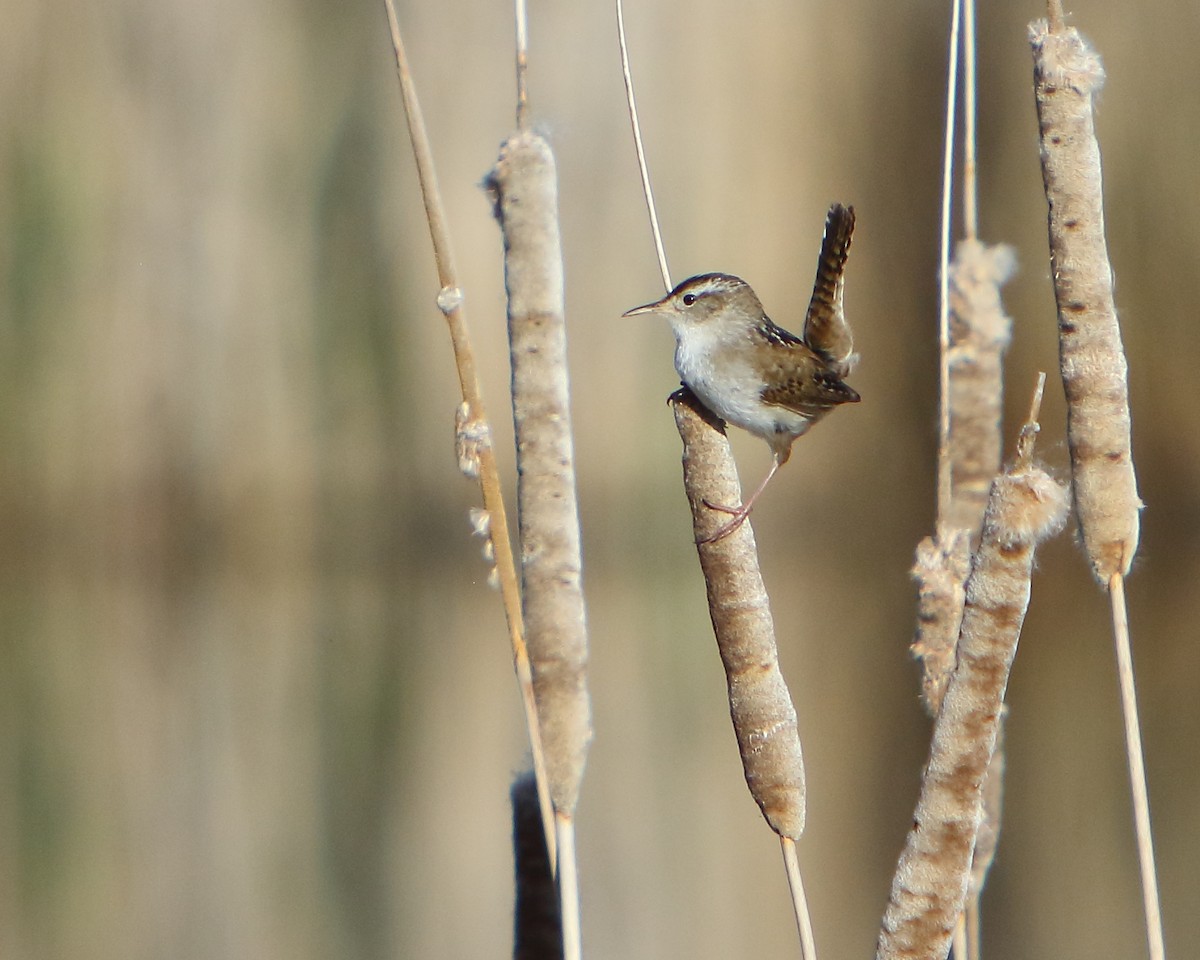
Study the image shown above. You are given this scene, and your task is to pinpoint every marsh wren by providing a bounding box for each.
[624,204,860,542]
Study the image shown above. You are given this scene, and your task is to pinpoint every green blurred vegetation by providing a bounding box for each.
[1,1,1197,958]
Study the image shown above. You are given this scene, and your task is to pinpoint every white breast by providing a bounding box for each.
[671,322,811,443]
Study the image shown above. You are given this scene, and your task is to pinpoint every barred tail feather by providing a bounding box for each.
[803,203,856,373]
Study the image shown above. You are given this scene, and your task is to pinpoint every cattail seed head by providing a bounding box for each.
[1031,20,1141,583]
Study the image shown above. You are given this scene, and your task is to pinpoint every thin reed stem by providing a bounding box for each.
[616,0,671,292]
[952,918,968,960]
[782,838,819,960]
[1110,573,1166,960]
[514,0,529,130]
[962,0,978,242]
[382,0,556,866]
[914,0,1013,721]
[1046,0,1065,33]
[936,0,963,538]
[556,814,581,960]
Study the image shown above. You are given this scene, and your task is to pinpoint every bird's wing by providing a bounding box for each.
[757,315,805,348]
[759,346,861,419]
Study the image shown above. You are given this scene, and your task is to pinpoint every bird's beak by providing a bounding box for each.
[622,297,668,318]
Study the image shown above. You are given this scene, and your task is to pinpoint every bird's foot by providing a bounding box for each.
[697,499,752,544]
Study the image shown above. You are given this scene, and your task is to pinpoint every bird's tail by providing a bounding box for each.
[803,203,857,376]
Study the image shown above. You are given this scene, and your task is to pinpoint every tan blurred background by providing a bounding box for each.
[2,0,1197,958]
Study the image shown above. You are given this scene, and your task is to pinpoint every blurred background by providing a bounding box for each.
[2,0,1197,957]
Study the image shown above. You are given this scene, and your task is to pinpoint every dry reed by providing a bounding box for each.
[913,0,1014,737]
[488,7,593,958]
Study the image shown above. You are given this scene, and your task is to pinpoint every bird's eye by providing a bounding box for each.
[682,293,697,306]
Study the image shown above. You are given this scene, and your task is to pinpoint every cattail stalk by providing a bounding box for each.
[619,0,806,844]
[878,394,1069,960]
[620,4,815,953]
[487,90,592,960]
[950,11,1015,949]
[1032,17,1162,960]
[672,391,806,840]
[673,388,819,954]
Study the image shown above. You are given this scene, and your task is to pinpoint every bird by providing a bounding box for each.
[623,203,860,542]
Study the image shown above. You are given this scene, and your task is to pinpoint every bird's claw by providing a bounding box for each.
[696,500,752,544]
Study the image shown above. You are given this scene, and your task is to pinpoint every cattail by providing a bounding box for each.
[511,771,562,960]
[672,391,806,839]
[912,242,1014,717]
[970,708,1006,902]
[878,429,1068,960]
[1034,23,1166,959]
[486,132,593,817]
[945,241,1016,537]
[910,532,971,716]
[1031,19,1141,583]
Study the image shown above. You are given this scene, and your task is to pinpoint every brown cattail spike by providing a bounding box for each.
[672,390,807,839]
[911,531,971,716]
[945,241,1015,538]
[1031,20,1142,583]
[488,133,593,817]
[878,384,1068,960]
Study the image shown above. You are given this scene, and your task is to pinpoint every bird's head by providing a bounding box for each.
[622,274,763,334]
